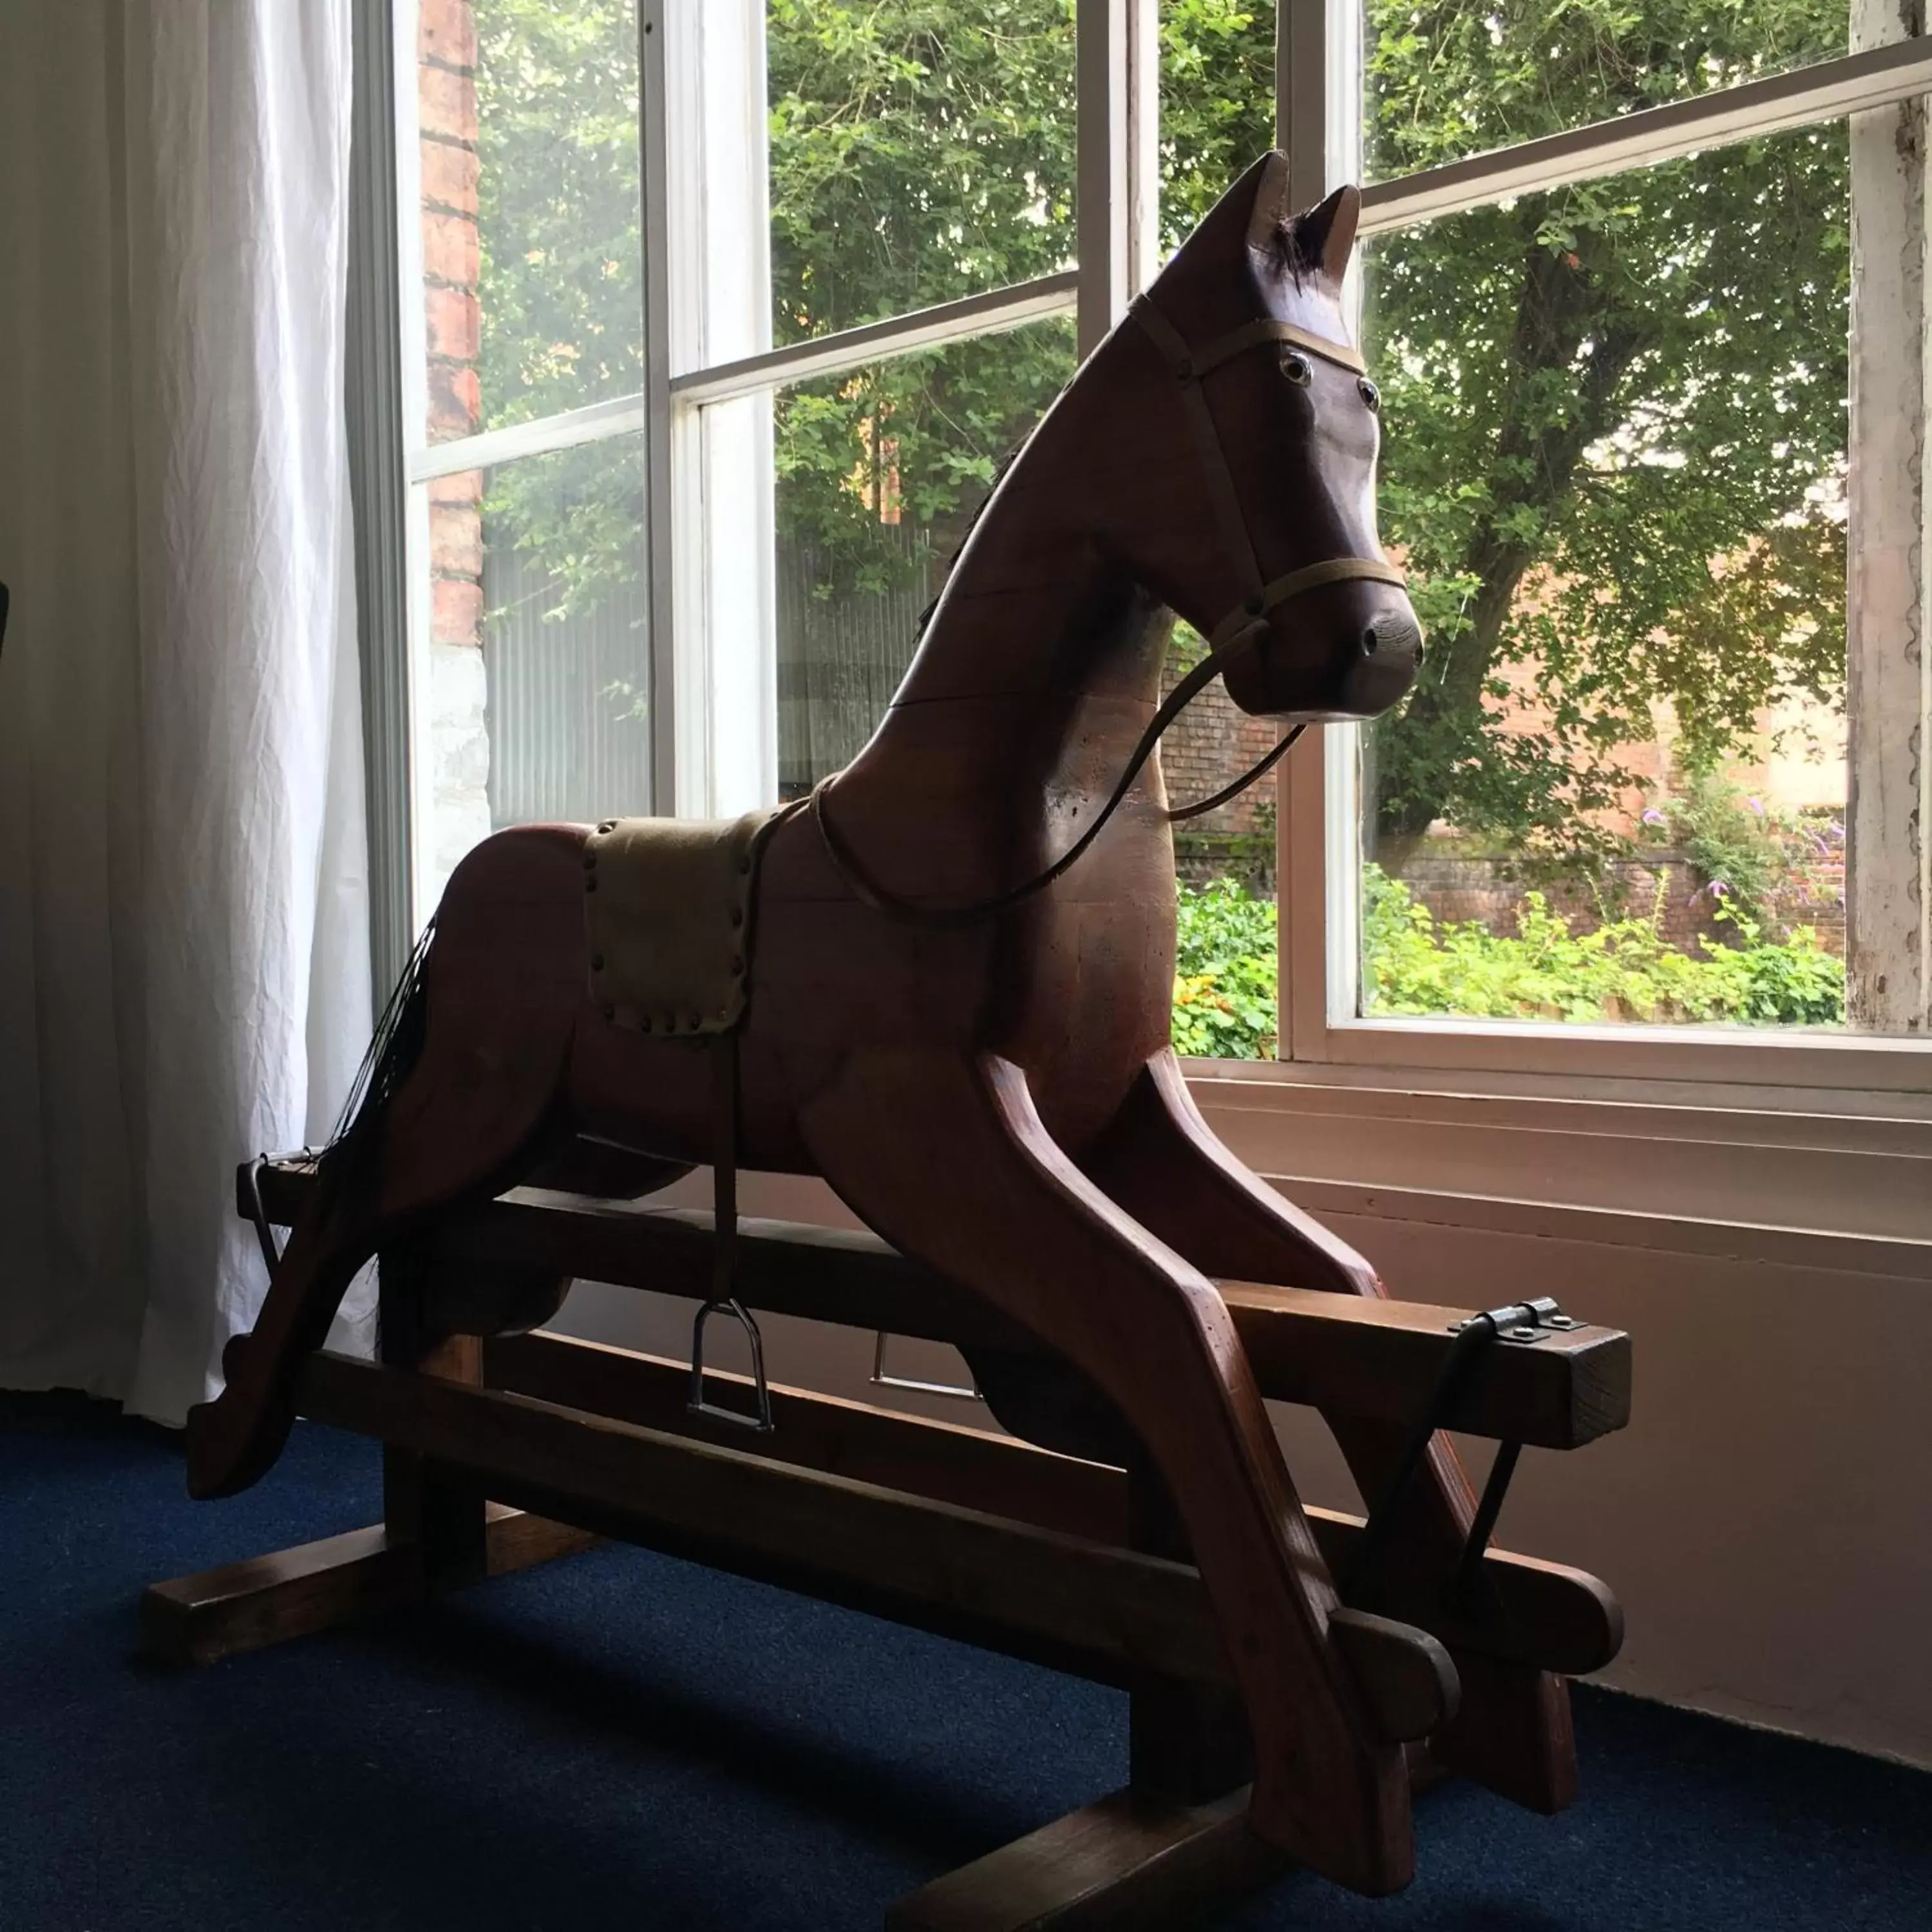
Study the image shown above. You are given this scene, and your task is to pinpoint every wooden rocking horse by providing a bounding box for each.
[160,155,1631,1926]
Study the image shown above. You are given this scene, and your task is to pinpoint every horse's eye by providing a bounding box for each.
[1359,377,1381,412]
[1279,349,1313,388]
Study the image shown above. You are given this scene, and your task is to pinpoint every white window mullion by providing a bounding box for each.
[1277,0,1345,1062]
[659,0,774,818]
[670,276,1079,406]
[1076,0,1157,354]
[639,0,679,813]
[1847,2,1932,1034]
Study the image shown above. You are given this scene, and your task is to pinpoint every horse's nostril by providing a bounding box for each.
[1361,612,1423,664]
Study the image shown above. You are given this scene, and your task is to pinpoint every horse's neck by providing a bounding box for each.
[852,375,1170,790]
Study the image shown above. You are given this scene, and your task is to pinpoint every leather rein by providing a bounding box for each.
[810,294,1405,927]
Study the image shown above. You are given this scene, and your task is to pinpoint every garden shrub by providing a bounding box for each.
[1171,866,1844,1056]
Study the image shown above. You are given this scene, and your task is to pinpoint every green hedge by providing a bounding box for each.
[1171,867,1844,1059]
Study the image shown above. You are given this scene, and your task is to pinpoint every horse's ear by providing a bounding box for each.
[1293,184,1361,287]
[1243,151,1296,252]
[1163,151,1293,281]
[1153,154,1355,316]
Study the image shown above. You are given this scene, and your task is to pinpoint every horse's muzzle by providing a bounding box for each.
[1337,607,1423,717]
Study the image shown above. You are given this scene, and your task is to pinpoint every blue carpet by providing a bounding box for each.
[2,1395,1927,1931]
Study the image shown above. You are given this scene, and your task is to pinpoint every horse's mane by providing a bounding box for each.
[917,200,1321,646]
[1258,216,1320,285]
[914,442,1023,638]
[915,370,1077,639]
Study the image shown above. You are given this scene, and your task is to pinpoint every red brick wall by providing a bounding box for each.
[419,0,483,657]
[1159,644,1281,886]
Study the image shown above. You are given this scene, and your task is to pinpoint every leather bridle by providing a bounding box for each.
[810,293,1407,926]
[1125,295,1405,656]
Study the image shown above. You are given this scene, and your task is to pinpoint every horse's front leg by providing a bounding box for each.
[1080,1050,1576,1814]
[799,1047,1412,1894]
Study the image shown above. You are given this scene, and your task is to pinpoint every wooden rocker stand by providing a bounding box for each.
[145,1158,1630,1929]
[151,161,1633,1926]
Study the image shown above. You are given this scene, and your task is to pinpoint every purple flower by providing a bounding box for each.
[1745,797,1764,815]
[1642,808,1666,826]
[1710,880,1730,898]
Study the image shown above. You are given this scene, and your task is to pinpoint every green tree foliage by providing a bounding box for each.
[471,0,647,613]
[1364,0,1849,866]
[466,0,1853,886]
[766,2,1276,598]
[468,2,1281,610]
[473,0,643,428]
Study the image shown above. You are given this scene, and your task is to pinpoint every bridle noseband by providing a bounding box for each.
[810,295,1407,926]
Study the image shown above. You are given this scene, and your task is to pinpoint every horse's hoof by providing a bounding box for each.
[184,1392,281,1500]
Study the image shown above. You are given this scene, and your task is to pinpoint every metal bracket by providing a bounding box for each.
[1349,1296,1587,1611]
[1448,1294,1582,1343]
[869,1331,985,1403]
[688,1296,775,1433]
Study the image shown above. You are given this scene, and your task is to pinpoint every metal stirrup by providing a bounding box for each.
[688,1296,776,1434]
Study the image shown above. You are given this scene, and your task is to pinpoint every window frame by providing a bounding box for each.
[348,0,1932,1112]
[642,0,1157,817]
[1267,0,1932,1098]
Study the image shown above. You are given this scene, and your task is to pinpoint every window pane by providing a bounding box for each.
[1159,1,1284,1060]
[767,2,1077,344]
[1159,0,1276,253]
[1363,1,1848,183]
[415,437,649,905]
[413,0,643,446]
[1357,121,1861,1030]
[769,318,1077,794]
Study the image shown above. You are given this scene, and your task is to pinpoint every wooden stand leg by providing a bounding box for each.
[1084,1054,1580,1815]
[379,1251,489,1593]
[137,1506,598,1667]
[139,1251,596,1668]
[884,1788,1284,1932]
[804,1052,1410,1895]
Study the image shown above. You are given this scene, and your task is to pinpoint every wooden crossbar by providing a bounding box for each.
[245,1159,1630,1450]
[142,1332,1619,1684]
[139,1506,596,1666]
[296,1347,1226,1689]
[484,1332,1621,1678]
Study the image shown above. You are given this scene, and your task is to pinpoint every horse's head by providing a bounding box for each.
[1119,153,1420,723]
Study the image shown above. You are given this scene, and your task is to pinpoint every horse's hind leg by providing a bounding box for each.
[184,1010,573,1500]
[1080,1049,1576,1812]
[799,1048,1411,1895]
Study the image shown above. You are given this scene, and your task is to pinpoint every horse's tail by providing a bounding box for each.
[316,915,438,1192]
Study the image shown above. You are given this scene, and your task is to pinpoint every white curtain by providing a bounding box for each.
[0,0,374,1425]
